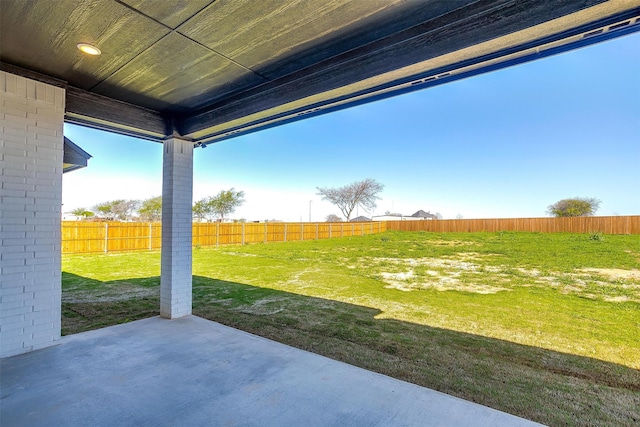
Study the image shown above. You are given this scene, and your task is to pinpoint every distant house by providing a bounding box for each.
[372,210,438,221]
[411,210,438,220]
[372,215,410,221]
[350,216,372,222]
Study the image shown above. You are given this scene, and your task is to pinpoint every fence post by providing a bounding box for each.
[264,222,267,243]
[242,223,245,245]
[329,223,332,239]
[104,223,108,253]
[284,223,287,242]
[149,223,152,250]
[316,223,319,240]
[301,223,304,241]
[216,223,219,247]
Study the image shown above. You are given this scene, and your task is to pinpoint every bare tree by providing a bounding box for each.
[112,199,139,221]
[317,178,384,221]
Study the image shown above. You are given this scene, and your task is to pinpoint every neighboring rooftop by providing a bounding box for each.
[62,137,92,173]
[412,210,439,219]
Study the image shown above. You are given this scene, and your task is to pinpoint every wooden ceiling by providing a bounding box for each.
[1,0,639,144]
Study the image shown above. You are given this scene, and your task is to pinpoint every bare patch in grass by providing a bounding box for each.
[381,270,416,282]
[222,251,258,257]
[370,257,640,301]
[234,297,289,315]
[428,240,481,247]
[580,268,640,281]
[383,278,509,294]
[285,269,324,289]
[625,249,640,262]
[372,256,487,270]
[603,296,633,303]
[376,258,509,294]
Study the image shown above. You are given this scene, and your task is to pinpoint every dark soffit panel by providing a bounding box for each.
[180,0,409,79]
[119,0,214,30]
[0,0,170,90]
[178,0,477,81]
[92,32,267,113]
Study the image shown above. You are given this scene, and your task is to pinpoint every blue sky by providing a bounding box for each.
[63,31,640,221]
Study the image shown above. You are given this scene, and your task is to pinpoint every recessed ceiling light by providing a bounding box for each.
[77,43,101,56]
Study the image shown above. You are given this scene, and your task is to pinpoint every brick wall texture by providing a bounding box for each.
[1,71,64,357]
[160,138,193,319]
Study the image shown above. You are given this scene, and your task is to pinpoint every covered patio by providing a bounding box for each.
[1,315,540,426]
[1,1,639,425]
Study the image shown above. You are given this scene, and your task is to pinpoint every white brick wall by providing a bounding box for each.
[160,138,193,319]
[1,71,64,358]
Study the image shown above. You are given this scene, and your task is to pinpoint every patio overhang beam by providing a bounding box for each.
[0,62,167,142]
[65,87,167,142]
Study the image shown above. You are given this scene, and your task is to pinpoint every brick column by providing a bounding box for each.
[1,71,64,357]
[160,137,193,319]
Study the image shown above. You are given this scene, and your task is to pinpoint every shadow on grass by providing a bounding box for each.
[62,272,160,335]
[62,273,640,426]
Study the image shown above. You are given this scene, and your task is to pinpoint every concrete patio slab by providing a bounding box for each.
[1,316,543,426]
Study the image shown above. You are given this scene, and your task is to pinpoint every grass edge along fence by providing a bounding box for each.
[61,221,386,254]
[62,215,639,255]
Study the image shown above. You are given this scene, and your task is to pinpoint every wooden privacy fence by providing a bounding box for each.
[386,215,640,234]
[61,216,638,254]
[62,221,386,254]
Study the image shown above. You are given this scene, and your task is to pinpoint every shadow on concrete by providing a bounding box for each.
[57,273,640,426]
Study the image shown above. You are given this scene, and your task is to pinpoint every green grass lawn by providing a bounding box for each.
[62,231,640,426]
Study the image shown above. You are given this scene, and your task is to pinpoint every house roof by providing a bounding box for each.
[412,210,438,219]
[63,137,92,173]
[1,1,638,145]
[350,216,372,222]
